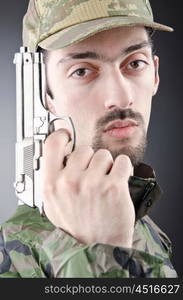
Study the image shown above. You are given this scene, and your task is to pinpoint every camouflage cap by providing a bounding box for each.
[23,0,173,52]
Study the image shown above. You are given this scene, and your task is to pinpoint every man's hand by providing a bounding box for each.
[42,129,135,248]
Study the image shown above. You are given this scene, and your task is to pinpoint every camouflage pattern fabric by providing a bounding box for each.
[23,0,173,52]
[0,165,177,278]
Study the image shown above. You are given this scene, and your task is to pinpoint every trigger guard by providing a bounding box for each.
[48,116,76,152]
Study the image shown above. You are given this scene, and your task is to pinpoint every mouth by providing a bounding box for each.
[103,119,138,139]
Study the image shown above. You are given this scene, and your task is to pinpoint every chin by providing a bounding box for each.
[92,134,147,167]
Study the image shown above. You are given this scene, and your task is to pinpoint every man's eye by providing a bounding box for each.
[127,60,148,70]
[71,68,91,78]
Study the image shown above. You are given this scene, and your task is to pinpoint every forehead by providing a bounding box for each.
[47,26,149,61]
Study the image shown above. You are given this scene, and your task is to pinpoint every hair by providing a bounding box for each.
[38,26,154,99]
[37,46,53,98]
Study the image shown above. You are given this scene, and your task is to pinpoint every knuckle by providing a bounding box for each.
[69,145,94,160]
[43,175,81,198]
[62,176,81,194]
[77,145,94,154]
[95,149,113,160]
[44,134,60,150]
[81,175,98,193]
[105,181,120,196]
[44,129,69,148]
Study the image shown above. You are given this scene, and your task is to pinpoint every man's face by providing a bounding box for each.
[46,26,159,166]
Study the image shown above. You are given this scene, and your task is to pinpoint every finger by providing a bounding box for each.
[109,155,133,181]
[87,149,113,175]
[66,146,94,171]
[42,128,71,181]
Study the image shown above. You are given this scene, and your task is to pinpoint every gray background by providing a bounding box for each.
[0,1,182,276]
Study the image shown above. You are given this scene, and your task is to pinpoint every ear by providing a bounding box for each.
[153,55,160,96]
[46,93,57,115]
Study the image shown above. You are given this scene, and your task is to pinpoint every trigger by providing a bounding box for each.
[34,117,46,134]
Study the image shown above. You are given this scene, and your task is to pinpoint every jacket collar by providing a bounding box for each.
[129,163,162,221]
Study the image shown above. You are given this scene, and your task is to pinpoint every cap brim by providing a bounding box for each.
[39,16,173,51]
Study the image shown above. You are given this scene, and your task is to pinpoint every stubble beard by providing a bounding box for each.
[91,109,147,167]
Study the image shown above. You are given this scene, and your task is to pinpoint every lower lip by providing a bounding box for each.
[104,126,137,139]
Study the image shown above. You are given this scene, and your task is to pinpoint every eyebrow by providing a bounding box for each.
[58,41,151,64]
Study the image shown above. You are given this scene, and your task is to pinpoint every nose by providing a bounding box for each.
[104,70,134,111]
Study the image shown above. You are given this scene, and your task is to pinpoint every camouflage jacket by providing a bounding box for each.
[0,164,178,278]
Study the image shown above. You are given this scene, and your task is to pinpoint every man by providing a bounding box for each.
[0,0,178,277]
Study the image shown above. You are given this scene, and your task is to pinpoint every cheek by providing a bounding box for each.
[57,82,99,120]
[133,75,154,128]
[47,66,99,144]
[53,88,98,145]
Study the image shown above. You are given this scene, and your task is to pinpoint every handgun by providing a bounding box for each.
[13,47,76,213]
